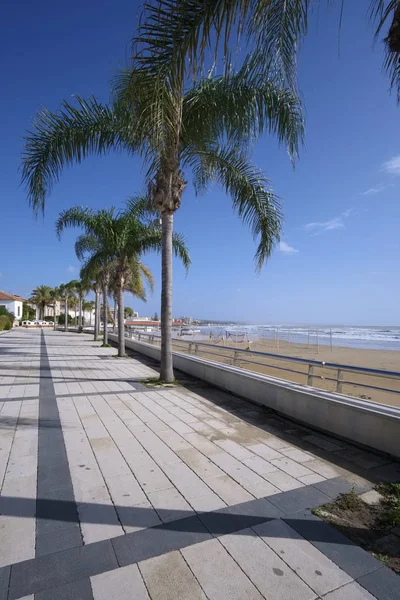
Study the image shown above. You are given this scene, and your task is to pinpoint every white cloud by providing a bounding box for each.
[362,183,392,195]
[66,265,76,274]
[382,155,400,175]
[305,209,351,235]
[278,241,299,254]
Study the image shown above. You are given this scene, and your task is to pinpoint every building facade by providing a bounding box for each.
[0,291,26,323]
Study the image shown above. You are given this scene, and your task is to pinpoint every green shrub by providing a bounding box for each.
[57,314,74,325]
[0,306,14,321]
[0,315,12,331]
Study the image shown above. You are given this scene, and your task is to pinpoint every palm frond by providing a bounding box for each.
[187,145,281,270]
[74,234,101,262]
[248,0,309,91]
[132,0,308,91]
[172,232,191,272]
[124,195,156,223]
[22,97,133,215]
[182,68,304,160]
[139,263,155,292]
[370,0,400,100]
[132,0,250,80]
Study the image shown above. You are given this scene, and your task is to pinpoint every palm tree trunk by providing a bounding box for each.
[113,296,117,333]
[94,289,100,341]
[118,283,125,357]
[78,294,83,332]
[160,211,174,382]
[102,283,109,345]
[65,298,68,332]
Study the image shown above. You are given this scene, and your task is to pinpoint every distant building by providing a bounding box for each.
[0,291,27,323]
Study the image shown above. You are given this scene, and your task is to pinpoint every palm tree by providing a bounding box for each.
[49,287,61,330]
[124,307,134,319]
[134,0,400,101]
[58,282,76,332]
[56,199,189,356]
[30,285,53,320]
[22,64,299,378]
[82,300,95,327]
[68,279,90,332]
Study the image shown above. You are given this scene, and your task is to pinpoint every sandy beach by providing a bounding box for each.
[170,335,400,408]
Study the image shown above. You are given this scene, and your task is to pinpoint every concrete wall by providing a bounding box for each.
[109,333,400,459]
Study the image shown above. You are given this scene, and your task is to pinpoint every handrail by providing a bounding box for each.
[128,331,400,380]
[124,329,400,398]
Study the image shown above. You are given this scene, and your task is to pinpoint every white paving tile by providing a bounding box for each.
[91,564,150,600]
[182,538,264,600]
[220,528,317,600]
[139,551,207,600]
[254,519,353,596]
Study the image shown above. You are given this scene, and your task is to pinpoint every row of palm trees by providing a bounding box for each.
[30,283,95,327]
[21,1,400,381]
[30,277,140,343]
[54,197,189,356]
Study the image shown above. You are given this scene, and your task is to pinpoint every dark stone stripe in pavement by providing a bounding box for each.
[283,509,383,579]
[35,332,84,557]
[0,567,10,600]
[5,477,388,598]
[34,577,94,600]
[357,565,400,600]
[8,540,117,600]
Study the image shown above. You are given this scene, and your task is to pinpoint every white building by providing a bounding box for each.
[0,291,26,323]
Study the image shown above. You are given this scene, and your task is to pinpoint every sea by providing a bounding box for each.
[191,325,400,352]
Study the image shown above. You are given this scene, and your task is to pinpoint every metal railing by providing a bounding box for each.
[122,329,400,402]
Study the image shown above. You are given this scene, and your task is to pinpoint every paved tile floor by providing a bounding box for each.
[0,329,399,599]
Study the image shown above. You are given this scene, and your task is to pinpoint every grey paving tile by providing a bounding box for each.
[92,564,150,600]
[8,539,117,599]
[313,477,373,499]
[182,537,263,600]
[268,485,331,515]
[284,510,382,579]
[198,497,284,536]
[35,524,83,556]
[219,528,316,600]
[112,515,212,567]
[254,518,352,596]
[322,581,378,599]
[35,577,94,600]
[0,565,10,600]
[139,550,206,600]
[357,566,400,600]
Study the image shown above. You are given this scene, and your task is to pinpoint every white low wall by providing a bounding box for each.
[108,334,400,459]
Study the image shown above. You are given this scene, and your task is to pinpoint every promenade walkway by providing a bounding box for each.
[0,329,399,599]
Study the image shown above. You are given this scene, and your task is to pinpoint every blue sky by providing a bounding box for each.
[1,1,399,325]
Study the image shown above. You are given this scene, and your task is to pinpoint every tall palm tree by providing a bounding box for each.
[56,198,189,356]
[30,285,53,320]
[82,300,95,327]
[58,282,76,332]
[49,286,61,330]
[68,279,90,332]
[134,0,400,101]
[124,307,134,319]
[22,65,299,378]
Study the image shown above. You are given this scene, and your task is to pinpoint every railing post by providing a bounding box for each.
[336,369,344,393]
[233,350,239,367]
[188,343,192,354]
[138,333,141,342]
[194,344,198,355]
[307,364,314,386]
